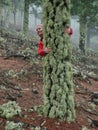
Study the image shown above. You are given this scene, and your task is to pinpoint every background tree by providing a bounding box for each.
[1,0,12,28]
[71,0,98,53]
[12,0,24,30]
[0,1,3,26]
[42,0,75,121]
[23,0,42,34]
[23,0,30,34]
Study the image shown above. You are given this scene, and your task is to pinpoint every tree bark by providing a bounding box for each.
[42,0,75,121]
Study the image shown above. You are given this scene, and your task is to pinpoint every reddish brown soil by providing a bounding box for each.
[0,52,98,130]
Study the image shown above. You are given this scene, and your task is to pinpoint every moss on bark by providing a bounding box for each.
[42,0,75,121]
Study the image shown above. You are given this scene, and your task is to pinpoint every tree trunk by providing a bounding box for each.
[23,0,29,34]
[42,0,75,121]
[13,0,17,30]
[0,1,3,26]
[87,26,91,48]
[79,16,87,54]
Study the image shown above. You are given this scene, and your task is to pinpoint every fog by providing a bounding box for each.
[0,3,98,51]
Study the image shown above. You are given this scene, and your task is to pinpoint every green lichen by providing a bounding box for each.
[0,101,21,119]
[42,0,75,121]
[5,121,23,130]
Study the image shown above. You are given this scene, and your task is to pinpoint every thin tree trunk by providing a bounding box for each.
[13,1,17,30]
[42,0,75,121]
[0,1,3,26]
[87,27,91,48]
[79,16,87,54]
[23,0,29,34]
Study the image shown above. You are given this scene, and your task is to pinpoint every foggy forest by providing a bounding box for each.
[0,0,98,130]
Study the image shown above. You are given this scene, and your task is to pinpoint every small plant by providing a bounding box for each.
[88,102,96,111]
[6,69,16,77]
[5,121,23,130]
[82,126,88,130]
[0,101,22,119]
[6,69,27,79]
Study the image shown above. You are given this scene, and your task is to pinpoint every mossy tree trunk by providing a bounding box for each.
[42,0,75,122]
[79,16,87,54]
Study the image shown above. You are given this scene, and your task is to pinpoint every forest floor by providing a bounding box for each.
[0,49,98,130]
